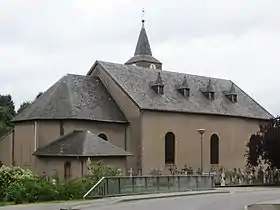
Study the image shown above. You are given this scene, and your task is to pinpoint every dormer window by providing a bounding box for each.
[176,76,190,98]
[206,92,215,100]
[224,82,237,103]
[150,72,164,95]
[202,79,215,100]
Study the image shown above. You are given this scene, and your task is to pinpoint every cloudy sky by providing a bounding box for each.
[0,0,280,115]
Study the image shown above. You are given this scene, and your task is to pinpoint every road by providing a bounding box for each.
[95,188,280,210]
[1,187,280,210]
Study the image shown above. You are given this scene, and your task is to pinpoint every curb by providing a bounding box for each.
[119,189,231,202]
[243,204,280,210]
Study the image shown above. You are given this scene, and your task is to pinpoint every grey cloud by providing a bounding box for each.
[0,0,280,116]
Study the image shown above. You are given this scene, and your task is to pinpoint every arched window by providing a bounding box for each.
[64,161,71,181]
[165,132,175,164]
[210,134,219,165]
[98,133,108,141]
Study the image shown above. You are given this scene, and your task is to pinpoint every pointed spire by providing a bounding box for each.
[229,82,236,94]
[141,8,145,28]
[155,72,163,85]
[134,23,152,56]
[181,76,189,88]
[125,9,162,69]
[176,75,190,98]
[206,79,214,92]
[224,82,237,103]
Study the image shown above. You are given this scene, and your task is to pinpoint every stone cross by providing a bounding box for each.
[128,168,133,177]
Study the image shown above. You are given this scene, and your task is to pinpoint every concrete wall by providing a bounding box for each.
[141,111,265,174]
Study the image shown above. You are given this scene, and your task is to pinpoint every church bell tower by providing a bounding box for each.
[125,10,162,70]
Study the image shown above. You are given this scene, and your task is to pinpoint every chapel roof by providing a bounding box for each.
[13,75,127,123]
[34,130,132,157]
[95,60,273,120]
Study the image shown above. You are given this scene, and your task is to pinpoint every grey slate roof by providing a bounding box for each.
[97,61,273,120]
[134,23,152,56]
[34,130,132,157]
[125,22,162,65]
[13,74,127,123]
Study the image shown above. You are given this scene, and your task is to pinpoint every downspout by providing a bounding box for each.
[34,121,38,151]
[124,126,127,151]
[12,129,15,166]
[80,157,84,178]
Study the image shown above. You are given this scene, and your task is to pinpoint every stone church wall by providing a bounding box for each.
[0,131,13,166]
[89,64,142,173]
[141,111,266,174]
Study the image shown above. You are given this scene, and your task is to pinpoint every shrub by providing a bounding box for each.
[86,159,121,184]
[0,166,36,201]
[0,162,120,204]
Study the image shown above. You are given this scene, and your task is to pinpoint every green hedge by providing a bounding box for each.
[0,160,119,204]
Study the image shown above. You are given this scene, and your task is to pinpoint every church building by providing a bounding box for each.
[0,18,273,180]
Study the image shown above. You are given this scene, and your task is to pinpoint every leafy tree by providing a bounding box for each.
[245,134,263,167]
[0,95,16,117]
[0,107,13,137]
[17,101,32,114]
[0,94,16,137]
[245,117,280,169]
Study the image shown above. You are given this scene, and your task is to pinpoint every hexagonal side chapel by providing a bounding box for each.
[0,17,273,181]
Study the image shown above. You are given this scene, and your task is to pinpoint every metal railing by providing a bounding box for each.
[83,175,214,199]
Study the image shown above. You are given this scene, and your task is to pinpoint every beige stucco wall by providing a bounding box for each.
[90,64,142,171]
[38,156,127,181]
[12,119,127,175]
[35,119,126,150]
[0,132,13,166]
[14,121,35,170]
[63,120,126,149]
[141,111,267,174]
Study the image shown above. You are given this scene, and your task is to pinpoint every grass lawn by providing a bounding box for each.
[0,202,14,206]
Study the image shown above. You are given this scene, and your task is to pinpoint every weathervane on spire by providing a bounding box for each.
[141,8,145,27]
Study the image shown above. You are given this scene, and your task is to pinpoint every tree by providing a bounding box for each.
[245,117,280,169]
[17,101,32,114]
[0,107,13,137]
[0,95,16,117]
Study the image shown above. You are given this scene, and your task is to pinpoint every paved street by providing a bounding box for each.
[1,187,280,210]
[96,188,280,210]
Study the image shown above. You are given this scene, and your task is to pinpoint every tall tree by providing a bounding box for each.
[17,101,32,114]
[0,95,15,137]
[0,107,13,137]
[0,95,16,117]
[245,117,280,169]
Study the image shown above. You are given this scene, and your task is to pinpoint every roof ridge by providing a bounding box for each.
[99,60,230,81]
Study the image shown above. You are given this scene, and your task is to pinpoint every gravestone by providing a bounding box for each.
[128,168,133,177]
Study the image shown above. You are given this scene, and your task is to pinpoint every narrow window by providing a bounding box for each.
[210,134,219,165]
[59,120,64,136]
[98,133,108,141]
[64,161,71,181]
[165,132,175,164]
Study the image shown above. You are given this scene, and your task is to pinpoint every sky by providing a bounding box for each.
[0,0,280,115]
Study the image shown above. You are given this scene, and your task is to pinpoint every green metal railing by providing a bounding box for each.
[83,175,214,199]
